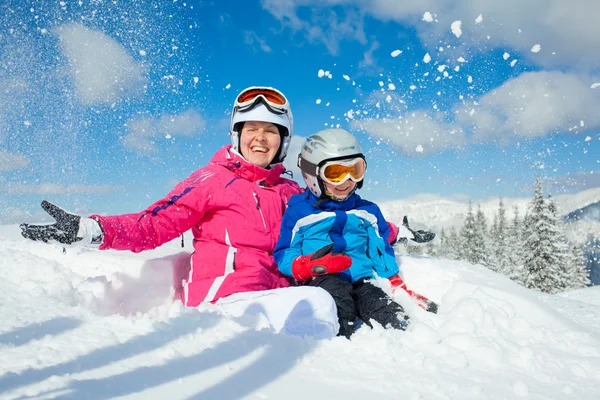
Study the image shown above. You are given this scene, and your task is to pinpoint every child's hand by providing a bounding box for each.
[395,216,435,247]
[292,243,352,282]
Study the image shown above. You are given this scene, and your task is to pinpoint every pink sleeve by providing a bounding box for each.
[92,172,211,252]
[387,221,399,245]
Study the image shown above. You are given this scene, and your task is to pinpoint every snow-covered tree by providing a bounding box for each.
[474,204,489,267]
[522,179,567,293]
[458,202,475,262]
[447,227,461,260]
[568,244,590,289]
[489,198,510,274]
[437,228,448,258]
[506,206,525,283]
[424,239,437,257]
[546,195,571,292]
[459,201,487,265]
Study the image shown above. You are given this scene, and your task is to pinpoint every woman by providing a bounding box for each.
[20,86,342,338]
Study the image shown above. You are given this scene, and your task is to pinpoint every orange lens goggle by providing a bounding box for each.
[320,157,366,185]
[236,88,287,106]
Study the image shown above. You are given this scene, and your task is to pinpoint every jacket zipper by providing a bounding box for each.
[253,192,267,230]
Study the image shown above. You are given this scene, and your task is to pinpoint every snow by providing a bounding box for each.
[451,21,462,38]
[2,220,600,400]
[390,50,402,57]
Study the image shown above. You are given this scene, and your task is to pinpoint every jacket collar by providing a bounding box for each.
[210,145,286,186]
[305,189,361,211]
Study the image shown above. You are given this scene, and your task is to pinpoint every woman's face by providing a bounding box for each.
[323,180,357,200]
[240,121,281,168]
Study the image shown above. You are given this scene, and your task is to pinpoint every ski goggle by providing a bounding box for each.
[318,157,366,185]
[234,87,289,115]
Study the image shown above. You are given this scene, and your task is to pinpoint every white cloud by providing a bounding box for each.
[123,109,206,155]
[262,0,600,68]
[0,150,30,171]
[261,0,366,55]
[55,23,147,105]
[455,71,600,142]
[545,170,600,191]
[160,109,206,137]
[351,111,466,157]
[364,0,600,68]
[358,40,380,68]
[244,31,273,52]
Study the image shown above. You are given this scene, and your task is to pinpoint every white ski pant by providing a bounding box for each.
[209,286,339,340]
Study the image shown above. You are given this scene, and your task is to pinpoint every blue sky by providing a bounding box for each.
[1,0,599,223]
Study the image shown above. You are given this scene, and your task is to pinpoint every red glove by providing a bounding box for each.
[292,244,352,282]
[389,274,438,314]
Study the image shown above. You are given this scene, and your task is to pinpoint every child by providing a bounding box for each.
[274,128,416,338]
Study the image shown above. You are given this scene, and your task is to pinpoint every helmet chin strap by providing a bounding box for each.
[323,184,357,202]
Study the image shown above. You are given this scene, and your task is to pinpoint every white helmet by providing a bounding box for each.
[230,86,293,164]
[298,128,365,197]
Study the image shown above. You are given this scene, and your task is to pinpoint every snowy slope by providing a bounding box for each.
[1,224,600,400]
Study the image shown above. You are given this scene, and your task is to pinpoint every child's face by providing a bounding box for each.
[323,180,357,200]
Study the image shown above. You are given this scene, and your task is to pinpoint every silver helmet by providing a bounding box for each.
[298,128,365,197]
[230,86,293,164]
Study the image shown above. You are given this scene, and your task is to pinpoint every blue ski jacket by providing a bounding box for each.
[274,190,400,283]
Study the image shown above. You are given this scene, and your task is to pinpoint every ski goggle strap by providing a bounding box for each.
[234,87,289,115]
[319,157,366,185]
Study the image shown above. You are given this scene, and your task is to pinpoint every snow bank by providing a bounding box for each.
[1,224,600,399]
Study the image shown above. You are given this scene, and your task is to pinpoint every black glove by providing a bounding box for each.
[20,200,101,245]
[396,216,435,246]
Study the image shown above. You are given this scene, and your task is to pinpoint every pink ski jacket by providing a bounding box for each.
[92,145,302,306]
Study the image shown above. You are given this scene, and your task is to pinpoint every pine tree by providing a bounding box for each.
[425,239,437,257]
[474,204,489,266]
[569,244,590,289]
[489,198,510,275]
[459,201,487,265]
[437,228,448,258]
[447,227,461,260]
[439,228,461,260]
[546,195,571,292]
[489,212,499,270]
[459,201,478,263]
[507,206,525,283]
[522,179,567,293]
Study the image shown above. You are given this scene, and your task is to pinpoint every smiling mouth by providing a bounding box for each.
[334,186,351,192]
[251,146,268,153]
